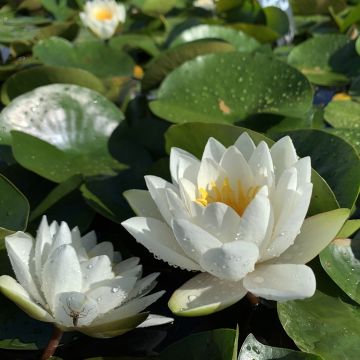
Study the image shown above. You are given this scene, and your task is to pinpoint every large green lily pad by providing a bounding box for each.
[324,99,360,128]
[170,25,260,52]
[1,65,105,105]
[0,84,125,182]
[288,34,360,86]
[150,52,313,124]
[33,37,135,78]
[238,333,321,360]
[165,123,338,215]
[320,237,360,305]
[327,128,360,155]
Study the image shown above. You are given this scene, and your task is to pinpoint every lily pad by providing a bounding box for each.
[0,84,125,182]
[327,128,360,155]
[165,123,339,215]
[324,99,360,128]
[170,25,260,52]
[320,237,360,305]
[33,37,135,78]
[1,65,105,105]
[150,52,313,124]
[288,34,360,86]
[0,174,29,232]
[110,34,159,56]
[142,40,235,90]
[275,129,360,210]
[238,333,321,360]
[278,287,360,360]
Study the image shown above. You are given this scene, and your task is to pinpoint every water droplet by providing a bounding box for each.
[111,287,119,293]
[188,295,196,302]
[87,264,93,269]
[96,296,102,302]
[252,346,260,354]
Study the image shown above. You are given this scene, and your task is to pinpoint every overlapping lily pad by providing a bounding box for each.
[0,84,125,182]
[150,52,313,124]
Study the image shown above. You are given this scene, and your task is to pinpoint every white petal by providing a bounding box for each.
[35,216,53,281]
[127,272,159,301]
[42,244,82,312]
[197,158,226,190]
[264,183,313,260]
[113,257,140,275]
[88,241,114,261]
[170,147,200,185]
[145,175,179,225]
[81,255,113,291]
[49,220,59,237]
[270,136,298,180]
[293,157,311,188]
[248,141,274,188]
[82,231,97,252]
[200,241,259,281]
[50,221,72,253]
[193,202,241,243]
[236,186,270,247]
[168,273,247,316]
[116,265,142,279]
[243,264,316,301]
[54,291,98,328]
[86,276,137,314]
[172,218,222,263]
[0,275,53,322]
[137,314,174,328]
[71,227,89,261]
[122,217,201,271]
[123,189,162,220]
[178,177,197,210]
[201,137,226,163]
[5,232,44,305]
[219,146,254,192]
[166,188,189,219]
[234,132,256,160]
[91,291,165,326]
[272,208,350,264]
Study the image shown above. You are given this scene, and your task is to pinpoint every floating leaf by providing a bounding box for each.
[170,25,260,52]
[110,34,159,56]
[33,37,134,78]
[150,52,313,124]
[324,99,360,128]
[0,84,125,182]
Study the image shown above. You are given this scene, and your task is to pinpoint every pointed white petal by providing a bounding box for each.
[219,145,254,191]
[137,314,173,328]
[86,276,137,314]
[178,177,197,210]
[116,265,142,279]
[170,147,200,185]
[272,208,350,264]
[293,157,311,188]
[35,216,53,281]
[236,186,270,247]
[123,189,162,220]
[127,273,159,300]
[71,227,89,261]
[234,132,256,160]
[49,221,59,237]
[166,188,189,219]
[172,218,222,263]
[42,244,82,311]
[243,264,316,301]
[88,242,114,261]
[197,158,226,190]
[54,291,98,328]
[145,175,179,225]
[50,221,72,253]
[5,232,44,305]
[168,273,247,316]
[0,275,53,322]
[81,231,97,252]
[200,241,259,281]
[91,291,165,326]
[122,217,201,271]
[113,257,140,275]
[193,202,241,243]
[201,137,226,163]
[81,255,114,291]
[270,136,298,179]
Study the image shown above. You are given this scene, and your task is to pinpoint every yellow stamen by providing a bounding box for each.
[93,8,113,21]
[196,178,259,216]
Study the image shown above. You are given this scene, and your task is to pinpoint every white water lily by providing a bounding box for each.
[122,133,349,316]
[193,0,216,11]
[0,217,172,337]
[80,0,126,40]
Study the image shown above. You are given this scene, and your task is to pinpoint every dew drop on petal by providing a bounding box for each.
[187,295,197,302]
[111,287,119,293]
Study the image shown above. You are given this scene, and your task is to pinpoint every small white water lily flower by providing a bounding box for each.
[0,217,172,337]
[193,0,216,11]
[80,0,126,40]
[122,133,349,316]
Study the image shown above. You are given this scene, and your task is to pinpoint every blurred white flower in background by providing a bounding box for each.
[80,0,126,40]
[0,217,171,338]
[193,0,216,11]
[122,133,349,316]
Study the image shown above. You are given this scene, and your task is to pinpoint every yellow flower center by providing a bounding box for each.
[93,8,113,21]
[332,92,351,101]
[196,178,259,216]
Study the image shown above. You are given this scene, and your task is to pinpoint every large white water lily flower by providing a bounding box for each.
[0,217,172,338]
[122,133,349,316]
[80,0,126,40]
